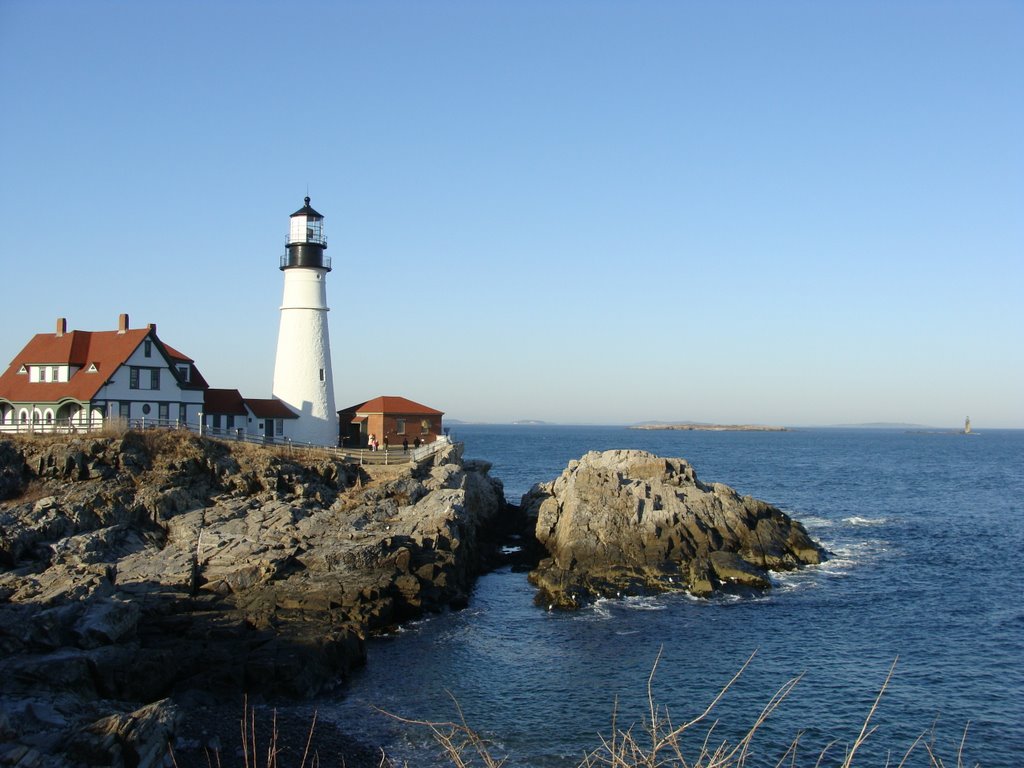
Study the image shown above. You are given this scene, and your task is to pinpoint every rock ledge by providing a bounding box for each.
[523,450,826,608]
[0,431,510,767]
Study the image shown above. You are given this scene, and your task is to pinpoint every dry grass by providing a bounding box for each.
[381,652,976,768]
[162,654,977,768]
[168,697,324,768]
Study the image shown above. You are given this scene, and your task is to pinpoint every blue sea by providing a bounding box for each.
[317,425,1024,767]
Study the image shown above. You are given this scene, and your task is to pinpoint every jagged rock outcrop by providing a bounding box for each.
[0,431,509,767]
[524,450,826,608]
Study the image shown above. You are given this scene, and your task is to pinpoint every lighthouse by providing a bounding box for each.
[272,197,337,445]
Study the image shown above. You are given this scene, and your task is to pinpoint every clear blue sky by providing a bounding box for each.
[1,1,1021,427]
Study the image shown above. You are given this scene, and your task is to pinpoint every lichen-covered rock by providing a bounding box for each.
[0,441,28,501]
[0,432,511,766]
[524,450,826,608]
[65,699,181,768]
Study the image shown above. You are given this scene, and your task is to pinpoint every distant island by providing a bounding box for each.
[511,419,549,425]
[631,423,787,432]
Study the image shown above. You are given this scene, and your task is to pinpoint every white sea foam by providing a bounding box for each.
[844,515,888,526]
[768,569,819,594]
[586,598,615,621]
[620,595,668,611]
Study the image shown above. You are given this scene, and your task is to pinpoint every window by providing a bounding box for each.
[421,419,430,435]
[275,419,283,436]
[41,367,48,382]
[159,403,169,421]
[212,414,221,429]
[177,365,189,382]
[144,340,152,358]
[227,415,235,429]
[396,418,406,435]
[51,366,59,381]
[179,403,187,422]
[130,367,160,390]
[319,368,325,382]
[119,403,130,420]
[142,404,151,415]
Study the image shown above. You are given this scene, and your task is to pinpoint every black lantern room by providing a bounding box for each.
[281,197,331,271]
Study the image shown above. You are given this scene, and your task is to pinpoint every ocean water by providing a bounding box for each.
[316,425,1024,767]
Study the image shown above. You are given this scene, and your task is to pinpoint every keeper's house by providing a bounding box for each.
[338,396,444,448]
[0,314,208,433]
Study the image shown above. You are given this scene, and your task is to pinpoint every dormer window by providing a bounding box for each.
[177,365,190,382]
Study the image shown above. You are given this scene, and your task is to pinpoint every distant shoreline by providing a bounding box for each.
[630,424,787,432]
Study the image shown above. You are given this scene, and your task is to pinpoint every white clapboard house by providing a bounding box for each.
[0,314,209,433]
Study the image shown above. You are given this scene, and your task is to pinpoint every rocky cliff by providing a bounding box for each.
[0,430,510,767]
[523,450,826,608]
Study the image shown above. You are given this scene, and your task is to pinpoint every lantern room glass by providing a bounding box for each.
[289,215,325,245]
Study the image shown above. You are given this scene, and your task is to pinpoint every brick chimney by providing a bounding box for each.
[118,313,129,334]
[56,317,66,337]
[147,323,157,333]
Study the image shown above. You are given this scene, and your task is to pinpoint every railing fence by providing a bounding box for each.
[0,416,457,466]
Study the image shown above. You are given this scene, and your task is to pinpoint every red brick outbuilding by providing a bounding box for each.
[338,396,444,449]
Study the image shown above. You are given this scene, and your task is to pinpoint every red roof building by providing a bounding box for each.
[0,314,207,432]
[202,389,299,440]
[338,395,444,449]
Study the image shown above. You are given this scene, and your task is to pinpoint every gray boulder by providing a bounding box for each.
[524,450,826,608]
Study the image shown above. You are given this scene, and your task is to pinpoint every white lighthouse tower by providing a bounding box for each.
[272,197,337,445]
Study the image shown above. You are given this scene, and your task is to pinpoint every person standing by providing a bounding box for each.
[403,437,409,452]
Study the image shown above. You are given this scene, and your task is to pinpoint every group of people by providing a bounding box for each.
[366,434,421,452]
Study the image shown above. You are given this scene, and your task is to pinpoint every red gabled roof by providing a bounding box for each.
[0,328,149,403]
[245,398,298,419]
[162,343,192,363]
[205,388,248,415]
[340,395,444,416]
[0,325,207,404]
